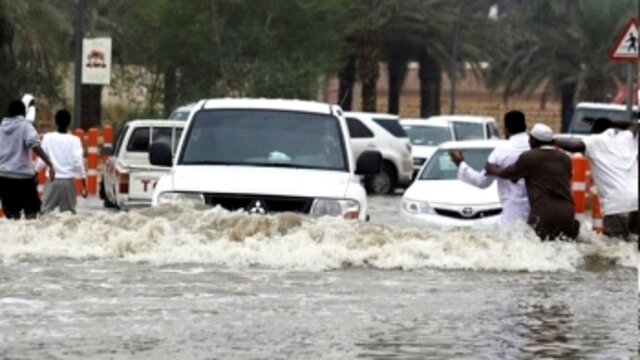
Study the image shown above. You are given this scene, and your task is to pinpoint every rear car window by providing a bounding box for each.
[346,117,374,138]
[126,127,182,153]
[373,118,407,138]
[452,122,485,141]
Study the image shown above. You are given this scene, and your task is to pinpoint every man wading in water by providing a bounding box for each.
[486,124,579,241]
[36,110,88,214]
[0,101,55,219]
[448,110,530,229]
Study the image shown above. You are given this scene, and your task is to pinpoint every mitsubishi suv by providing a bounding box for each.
[149,99,381,221]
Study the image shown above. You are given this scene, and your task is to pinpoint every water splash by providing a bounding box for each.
[0,204,635,272]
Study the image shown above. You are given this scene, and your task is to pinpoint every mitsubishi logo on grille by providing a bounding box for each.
[461,207,474,218]
[247,200,267,215]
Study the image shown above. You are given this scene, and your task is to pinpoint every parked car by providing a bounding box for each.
[400,118,454,177]
[168,103,196,121]
[402,140,504,228]
[344,112,413,194]
[149,99,382,221]
[100,120,185,209]
[428,115,500,141]
[567,102,639,135]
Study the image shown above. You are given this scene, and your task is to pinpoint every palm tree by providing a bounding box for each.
[0,0,72,114]
[486,0,635,131]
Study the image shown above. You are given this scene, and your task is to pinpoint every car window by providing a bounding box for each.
[402,125,452,146]
[489,122,501,138]
[420,148,493,180]
[126,127,151,152]
[452,122,485,141]
[169,110,190,121]
[346,117,374,138]
[181,110,348,172]
[373,118,407,138]
[173,128,183,153]
[570,108,640,134]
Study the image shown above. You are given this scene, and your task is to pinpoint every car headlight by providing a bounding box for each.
[310,199,360,220]
[158,192,204,205]
[402,198,434,215]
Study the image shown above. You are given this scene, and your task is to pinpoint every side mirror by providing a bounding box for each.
[100,146,113,156]
[356,150,382,175]
[149,142,173,167]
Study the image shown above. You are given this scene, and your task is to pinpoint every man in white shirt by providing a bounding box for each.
[554,118,638,240]
[36,110,87,214]
[448,110,530,228]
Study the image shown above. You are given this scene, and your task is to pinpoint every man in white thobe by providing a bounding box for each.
[448,110,530,228]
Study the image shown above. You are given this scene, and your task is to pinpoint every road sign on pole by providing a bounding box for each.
[608,18,639,62]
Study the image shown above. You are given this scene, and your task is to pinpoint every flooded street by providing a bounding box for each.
[0,196,636,359]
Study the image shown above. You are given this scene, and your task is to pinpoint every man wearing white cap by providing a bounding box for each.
[486,123,579,241]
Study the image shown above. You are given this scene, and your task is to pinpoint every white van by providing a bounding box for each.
[149,99,381,221]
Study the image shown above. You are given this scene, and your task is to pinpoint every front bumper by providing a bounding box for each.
[401,210,499,229]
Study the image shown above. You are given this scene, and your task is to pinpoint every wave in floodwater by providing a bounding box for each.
[0,204,635,272]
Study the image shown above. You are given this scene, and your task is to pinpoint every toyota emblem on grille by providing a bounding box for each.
[248,200,267,214]
[461,207,474,218]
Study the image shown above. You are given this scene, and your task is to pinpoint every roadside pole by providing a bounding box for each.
[626,63,634,121]
[73,0,87,129]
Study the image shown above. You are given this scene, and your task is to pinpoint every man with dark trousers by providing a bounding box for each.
[0,100,55,219]
[486,124,579,241]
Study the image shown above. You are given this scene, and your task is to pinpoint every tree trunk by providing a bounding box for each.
[357,26,379,113]
[163,65,177,117]
[560,82,576,133]
[81,85,101,130]
[419,53,442,118]
[387,52,408,115]
[338,54,356,111]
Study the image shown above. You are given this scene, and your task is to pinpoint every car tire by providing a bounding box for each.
[100,181,117,209]
[364,162,397,195]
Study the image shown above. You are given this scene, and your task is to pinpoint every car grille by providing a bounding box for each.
[203,193,314,214]
[434,208,502,220]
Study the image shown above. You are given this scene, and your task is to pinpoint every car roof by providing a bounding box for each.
[400,118,451,127]
[344,111,398,120]
[201,98,335,114]
[428,115,495,123]
[126,119,186,127]
[437,139,506,150]
[575,102,639,111]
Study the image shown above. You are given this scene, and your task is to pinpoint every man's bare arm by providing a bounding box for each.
[552,137,585,153]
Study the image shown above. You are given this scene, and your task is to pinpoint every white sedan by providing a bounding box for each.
[402,140,504,228]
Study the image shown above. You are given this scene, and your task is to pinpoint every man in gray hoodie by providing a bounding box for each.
[0,100,55,219]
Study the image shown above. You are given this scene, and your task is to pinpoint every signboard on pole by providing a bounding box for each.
[608,18,639,62]
[82,37,112,85]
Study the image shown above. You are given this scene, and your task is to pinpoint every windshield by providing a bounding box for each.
[451,122,484,140]
[569,107,639,134]
[420,148,493,180]
[179,109,348,171]
[402,125,452,146]
[169,110,190,121]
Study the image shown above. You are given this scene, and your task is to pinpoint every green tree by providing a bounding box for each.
[486,0,635,131]
[0,0,72,115]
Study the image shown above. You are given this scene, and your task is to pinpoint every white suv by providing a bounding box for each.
[344,112,413,194]
[149,99,382,221]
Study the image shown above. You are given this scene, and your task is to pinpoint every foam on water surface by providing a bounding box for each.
[0,204,635,272]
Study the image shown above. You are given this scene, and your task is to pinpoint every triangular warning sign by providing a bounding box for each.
[609,18,639,62]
